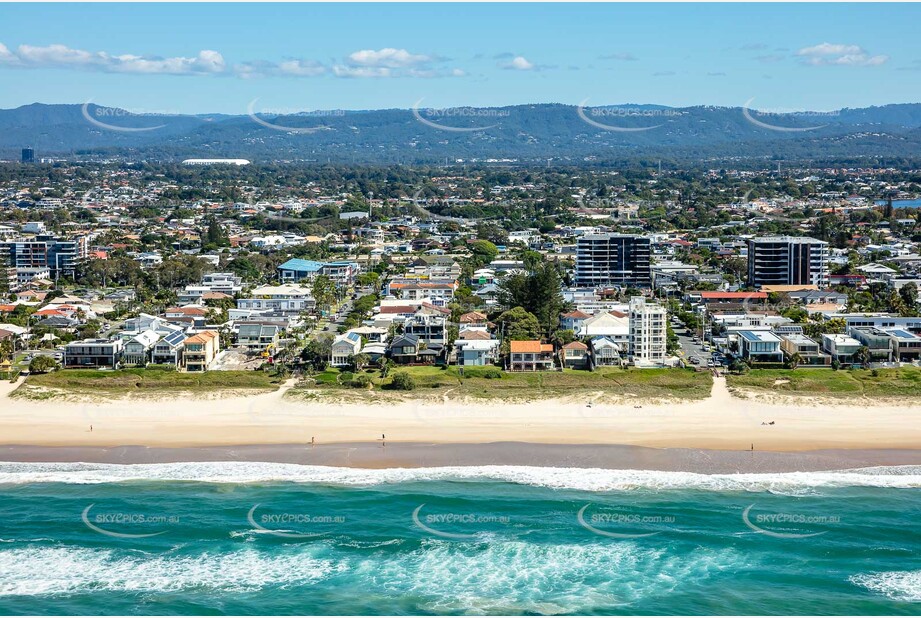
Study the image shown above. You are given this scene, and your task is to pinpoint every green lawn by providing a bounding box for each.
[14,368,285,399]
[295,365,713,402]
[725,367,921,399]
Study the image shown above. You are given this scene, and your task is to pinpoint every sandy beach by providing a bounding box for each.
[1,376,919,455]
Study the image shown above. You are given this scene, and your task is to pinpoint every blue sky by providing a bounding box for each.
[0,3,919,114]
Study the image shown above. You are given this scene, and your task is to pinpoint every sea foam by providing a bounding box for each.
[0,461,919,491]
[851,570,921,603]
[0,546,342,596]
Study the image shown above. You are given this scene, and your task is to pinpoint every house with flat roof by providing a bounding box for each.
[822,334,862,364]
[737,330,783,363]
[779,334,830,366]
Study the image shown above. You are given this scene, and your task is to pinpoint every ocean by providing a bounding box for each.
[875,199,921,209]
[0,462,919,615]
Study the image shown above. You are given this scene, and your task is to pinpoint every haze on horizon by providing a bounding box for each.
[1,3,920,116]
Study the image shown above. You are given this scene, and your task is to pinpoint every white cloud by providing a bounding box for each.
[347,48,431,68]
[2,42,225,75]
[503,56,535,71]
[796,42,888,67]
[0,41,463,80]
[332,64,393,78]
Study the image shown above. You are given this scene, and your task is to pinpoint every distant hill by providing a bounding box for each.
[3,101,921,165]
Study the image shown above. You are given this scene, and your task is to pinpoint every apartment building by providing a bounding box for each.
[1,234,89,280]
[747,236,829,288]
[628,297,666,365]
[575,234,652,288]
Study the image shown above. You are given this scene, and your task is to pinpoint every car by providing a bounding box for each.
[689,356,700,364]
[707,361,715,367]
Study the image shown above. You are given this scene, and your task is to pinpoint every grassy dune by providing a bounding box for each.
[726,367,921,399]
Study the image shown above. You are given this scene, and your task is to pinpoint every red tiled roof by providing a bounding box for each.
[562,310,590,319]
[510,340,543,353]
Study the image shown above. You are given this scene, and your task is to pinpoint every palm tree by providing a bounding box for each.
[787,352,803,370]
[854,346,872,368]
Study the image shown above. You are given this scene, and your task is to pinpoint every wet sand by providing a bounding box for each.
[1,442,919,474]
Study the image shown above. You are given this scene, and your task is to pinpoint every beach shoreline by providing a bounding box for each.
[1,442,920,474]
[1,376,920,454]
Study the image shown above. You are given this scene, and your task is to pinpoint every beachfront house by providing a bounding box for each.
[454,338,500,366]
[182,331,221,372]
[150,330,186,366]
[509,340,555,371]
[63,338,123,369]
[561,341,590,369]
[590,336,623,367]
[331,332,362,367]
[822,334,862,364]
[737,330,783,364]
[121,330,161,366]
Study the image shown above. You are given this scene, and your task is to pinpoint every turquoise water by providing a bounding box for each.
[0,462,919,615]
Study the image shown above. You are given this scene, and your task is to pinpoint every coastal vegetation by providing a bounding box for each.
[725,366,921,399]
[13,368,284,399]
[293,365,713,402]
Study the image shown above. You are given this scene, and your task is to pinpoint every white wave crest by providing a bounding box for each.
[851,570,921,603]
[0,546,343,596]
[0,462,919,492]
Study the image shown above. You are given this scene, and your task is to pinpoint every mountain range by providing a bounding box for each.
[4,102,921,166]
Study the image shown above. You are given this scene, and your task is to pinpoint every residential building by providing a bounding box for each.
[63,338,123,369]
[1,234,88,280]
[628,297,666,365]
[150,330,186,366]
[403,313,448,345]
[237,323,281,353]
[574,234,652,288]
[509,340,555,371]
[737,330,784,363]
[779,334,830,366]
[182,331,221,372]
[455,338,501,366]
[561,341,590,369]
[122,330,161,366]
[747,236,829,288]
[822,334,862,364]
[847,327,895,362]
[590,336,623,366]
[331,332,362,367]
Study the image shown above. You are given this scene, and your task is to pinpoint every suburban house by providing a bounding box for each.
[509,340,555,371]
[403,313,448,345]
[388,333,423,364]
[847,327,895,362]
[561,341,590,369]
[560,310,591,332]
[459,311,488,328]
[779,334,831,366]
[737,330,783,363]
[182,331,221,372]
[822,333,862,364]
[150,330,186,366]
[590,336,623,366]
[237,323,280,353]
[277,258,356,286]
[121,330,161,366]
[331,332,362,367]
[63,338,123,369]
[455,338,501,366]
